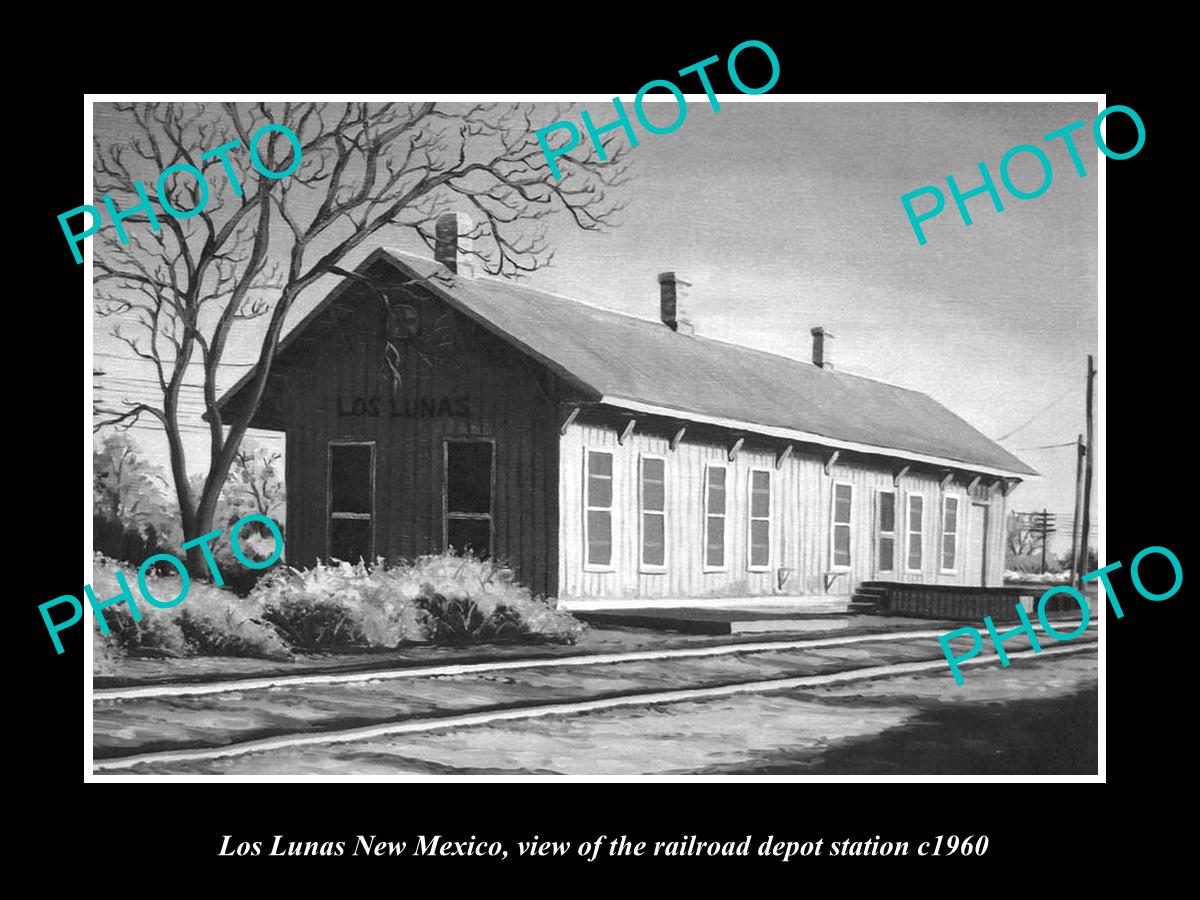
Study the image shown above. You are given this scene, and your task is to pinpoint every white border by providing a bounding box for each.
[638,453,668,573]
[84,92,1106,784]
[905,493,926,574]
[940,495,960,575]
[829,480,854,572]
[746,467,773,572]
[582,447,615,572]
[875,488,897,575]
[701,462,729,573]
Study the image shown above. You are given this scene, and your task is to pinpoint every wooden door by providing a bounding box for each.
[966,503,989,586]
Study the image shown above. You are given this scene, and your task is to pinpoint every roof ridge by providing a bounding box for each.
[218,246,1034,478]
[382,247,929,399]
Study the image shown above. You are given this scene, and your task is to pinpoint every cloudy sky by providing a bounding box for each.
[93,99,1099,553]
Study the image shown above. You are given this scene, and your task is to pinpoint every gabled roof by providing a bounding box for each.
[218,248,1036,479]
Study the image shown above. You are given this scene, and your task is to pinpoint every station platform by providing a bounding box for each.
[565,598,854,635]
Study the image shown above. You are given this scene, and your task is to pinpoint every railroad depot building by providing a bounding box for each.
[217,214,1036,604]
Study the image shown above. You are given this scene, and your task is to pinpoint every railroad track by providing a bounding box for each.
[92,624,1097,773]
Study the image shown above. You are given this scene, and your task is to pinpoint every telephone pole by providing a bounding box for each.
[1076,355,1096,579]
[1070,433,1085,587]
[1031,509,1056,573]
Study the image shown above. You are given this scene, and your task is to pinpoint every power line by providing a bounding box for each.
[97,375,210,391]
[92,350,258,368]
[1012,440,1079,451]
[995,385,1076,442]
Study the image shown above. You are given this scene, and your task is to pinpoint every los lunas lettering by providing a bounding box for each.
[338,395,470,418]
[220,834,507,859]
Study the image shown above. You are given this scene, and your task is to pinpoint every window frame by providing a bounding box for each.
[327,440,375,563]
[906,492,926,573]
[746,467,773,573]
[829,480,854,572]
[876,488,897,574]
[702,463,729,573]
[638,453,668,574]
[442,437,496,559]
[940,494,960,574]
[582,448,616,573]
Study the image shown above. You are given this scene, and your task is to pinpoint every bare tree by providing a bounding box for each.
[92,102,630,574]
[1006,511,1040,557]
[227,442,286,524]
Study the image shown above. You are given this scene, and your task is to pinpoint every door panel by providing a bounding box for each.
[967,503,988,586]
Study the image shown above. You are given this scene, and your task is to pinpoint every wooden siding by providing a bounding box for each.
[558,412,1010,600]
[275,262,561,597]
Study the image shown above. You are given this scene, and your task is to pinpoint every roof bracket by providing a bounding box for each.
[893,464,910,487]
[728,437,744,462]
[998,477,1015,497]
[824,450,840,475]
[560,406,580,435]
[670,425,687,451]
[775,443,793,470]
[967,475,982,493]
[618,418,636,446]
[940,471,955,490]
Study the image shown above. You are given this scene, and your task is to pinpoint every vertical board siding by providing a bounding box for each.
[277,264,560,598]
[560,421,1011,600]
[273,265,1012,604]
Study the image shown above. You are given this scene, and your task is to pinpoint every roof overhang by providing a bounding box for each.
[600,396,1038,481]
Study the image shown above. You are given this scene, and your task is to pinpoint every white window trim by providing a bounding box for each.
[940,494,960,574]
[906,493,925,573]
[442,438,496,559]
[829,480,854,572]
[746,467,773,573]
[638,453,668,574]
[327,440,375,562]
[876,488,896,574]
[582,448,616,573]
[702,463,729,573]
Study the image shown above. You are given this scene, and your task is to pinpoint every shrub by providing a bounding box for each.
[90,554,291,665]
[253,553,584,649]
[90,551,584,669]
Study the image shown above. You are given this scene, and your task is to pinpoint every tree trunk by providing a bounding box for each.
[164,420,208,578]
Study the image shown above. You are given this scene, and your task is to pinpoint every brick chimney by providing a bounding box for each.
[658,272,694,335]
[811,326,833,369]
[434,212,474,277]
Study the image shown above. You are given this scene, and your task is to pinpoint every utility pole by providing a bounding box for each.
[1070,433,1085,587]
[1031,509,1056,573]
[1077,355,1096,579]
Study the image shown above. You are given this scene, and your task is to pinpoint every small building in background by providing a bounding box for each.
[216,214,1036,605]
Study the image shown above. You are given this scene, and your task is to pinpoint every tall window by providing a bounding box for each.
[703,465,727,571]
[831,482,853,569]
[907,494,925,571]
[747,469,772,571]
[941,496,959,572]
[877,490,896,573]
[639,456,666,571]
[584,450,614,569]
[328,442,374,563]
[445,440,493,559]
